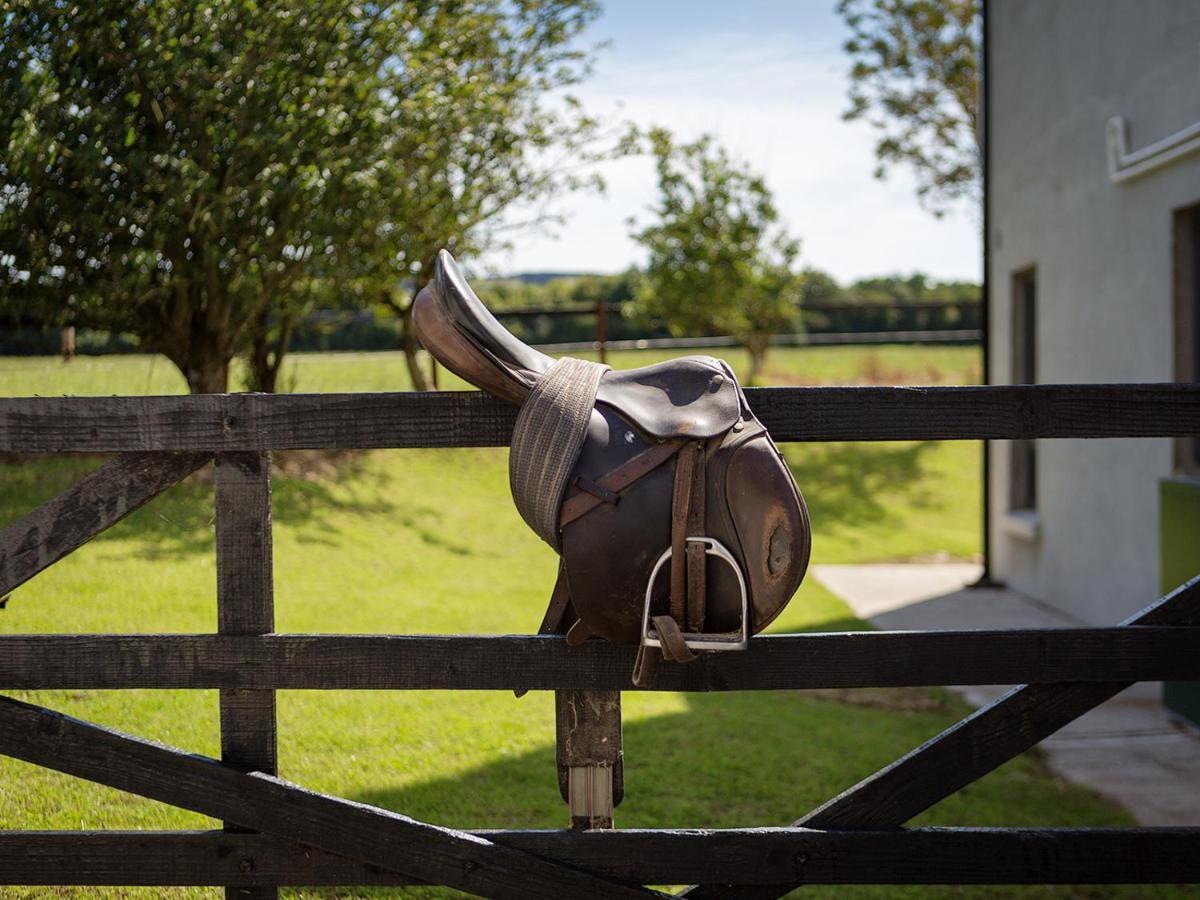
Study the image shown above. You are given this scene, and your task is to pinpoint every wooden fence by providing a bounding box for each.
[1,383,1198,896]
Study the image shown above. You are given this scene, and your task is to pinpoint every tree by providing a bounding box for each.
[798,267,842,307]
[0,0,611,393]
[837,0,980,216]
[630,130,800,384]
[282,0,628,391]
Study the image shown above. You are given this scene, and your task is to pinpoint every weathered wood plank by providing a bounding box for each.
[2,383,1199,451]
[1,827,1198,886]
[682,576,1200,899]
[0,452,210,596]
[556,690,623,828]
[0,627,1195,691]
[215,452,277,900]
[0,391,515,452]
[0,696,659,899]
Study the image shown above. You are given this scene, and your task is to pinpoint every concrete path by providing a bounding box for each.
[812,563,1200,826]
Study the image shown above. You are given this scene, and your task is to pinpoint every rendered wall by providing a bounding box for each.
[988,0,1200,624]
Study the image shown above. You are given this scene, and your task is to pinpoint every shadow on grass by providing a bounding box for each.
[782,441,938,532]
[350,688,961,832]
[329,683,1141,900]
[0,451,405,560]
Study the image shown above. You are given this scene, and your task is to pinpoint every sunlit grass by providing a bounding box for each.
[0,341,979,396]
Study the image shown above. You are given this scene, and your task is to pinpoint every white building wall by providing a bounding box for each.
[989,0,1200,624]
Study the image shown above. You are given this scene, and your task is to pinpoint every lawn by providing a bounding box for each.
[0,345,1168,898]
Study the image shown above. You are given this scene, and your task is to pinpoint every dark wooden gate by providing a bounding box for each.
[1,384,1199,896]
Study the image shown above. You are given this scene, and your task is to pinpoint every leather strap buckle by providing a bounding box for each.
[640,537,749,652]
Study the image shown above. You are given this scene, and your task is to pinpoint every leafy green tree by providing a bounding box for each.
[0,0,610,392]
[837,0,980,216]
[846,273,978,303]
[798,267,843,306]
[630,130,800,384]
[306,0,627,391]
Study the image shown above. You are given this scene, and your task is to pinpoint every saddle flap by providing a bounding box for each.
[595,357,741,441]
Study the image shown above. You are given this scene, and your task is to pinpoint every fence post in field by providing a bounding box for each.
[595,302,609,365]
[215,452,278,900]
[556,690,623,829]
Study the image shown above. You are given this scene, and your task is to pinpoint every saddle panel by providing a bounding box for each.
[718,424,811,633]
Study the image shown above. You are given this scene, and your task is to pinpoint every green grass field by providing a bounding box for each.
[0,345,1170,898]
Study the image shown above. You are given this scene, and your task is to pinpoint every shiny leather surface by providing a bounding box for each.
[434,249,552,386]
[597,358,740,441]
[414,250,811,655]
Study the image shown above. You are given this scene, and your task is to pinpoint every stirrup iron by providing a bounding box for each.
[641,536,749,652]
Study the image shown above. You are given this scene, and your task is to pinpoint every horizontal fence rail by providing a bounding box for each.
[2,383,1199,451]
[2,827,1196,887]
[0,628,1196,691]
[532,329,981,353]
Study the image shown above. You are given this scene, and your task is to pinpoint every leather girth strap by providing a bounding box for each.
[633,440,707,687]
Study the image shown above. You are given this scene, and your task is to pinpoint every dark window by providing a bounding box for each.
[1175,202,1200,473]
[1010,268,1037,511]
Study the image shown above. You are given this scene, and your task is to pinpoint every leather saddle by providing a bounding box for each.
[413,250,810,686]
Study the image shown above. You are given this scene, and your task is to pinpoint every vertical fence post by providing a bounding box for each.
[595,302,609,366]
[555,690,622,830]
[215,452,278,900]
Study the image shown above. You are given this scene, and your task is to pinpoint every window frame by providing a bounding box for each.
[1009,266,1038,512]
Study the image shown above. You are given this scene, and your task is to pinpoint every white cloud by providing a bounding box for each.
[481,30,981,284]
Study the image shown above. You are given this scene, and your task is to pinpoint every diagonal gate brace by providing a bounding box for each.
[684,574,1200,899]
[0,695,661,899]
[0,451,212,598]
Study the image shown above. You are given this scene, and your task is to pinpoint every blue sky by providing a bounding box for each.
[482,0,982,283]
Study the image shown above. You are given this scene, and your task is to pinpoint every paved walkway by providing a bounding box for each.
[812,563,1200,826]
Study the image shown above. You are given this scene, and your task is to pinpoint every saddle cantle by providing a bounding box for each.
[414,250,811,686]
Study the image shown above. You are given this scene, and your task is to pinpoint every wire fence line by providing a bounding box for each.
[531,329,981,354]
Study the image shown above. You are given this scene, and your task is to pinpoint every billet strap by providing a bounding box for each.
[685,443,707,631]
[510,356,610,550]
[669,441,698,624]
[515,562,573,699]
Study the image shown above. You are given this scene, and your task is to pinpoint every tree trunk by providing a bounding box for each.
[247,312,293,393]
[182,357,230,394]
[399,295,430,392]
[745,334,769,386]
